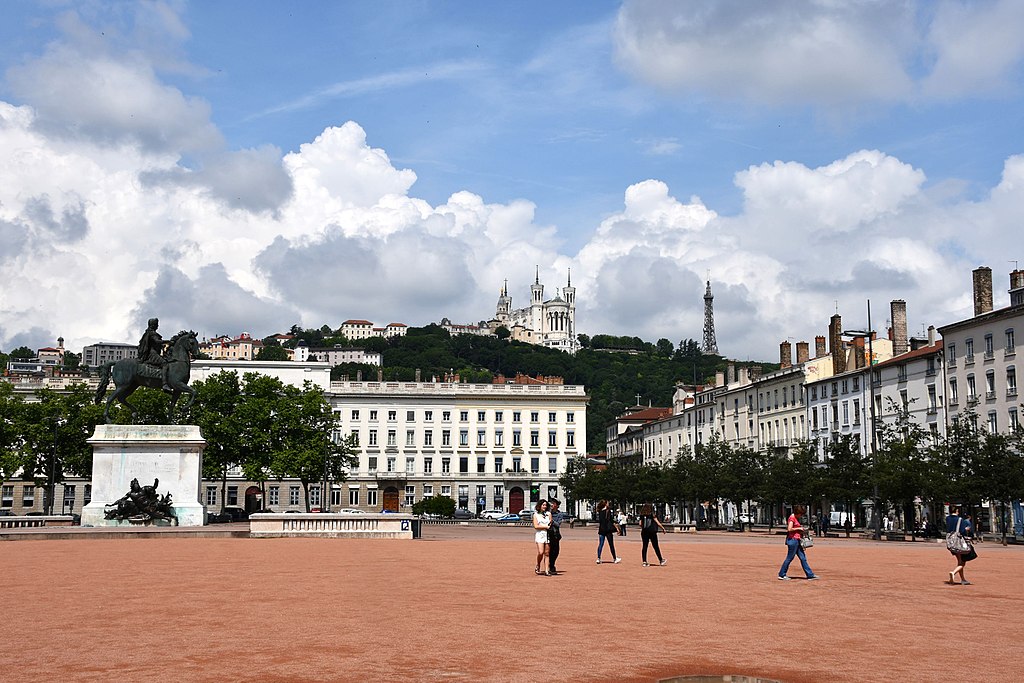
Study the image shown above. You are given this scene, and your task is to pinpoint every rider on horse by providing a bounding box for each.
[138,317,173,392]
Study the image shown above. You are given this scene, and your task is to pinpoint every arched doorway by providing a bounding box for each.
[509,487,525,515]
[244,486,262,513]
[383,487,400,512]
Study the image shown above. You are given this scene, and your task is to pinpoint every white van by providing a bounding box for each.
[829,511,856,527]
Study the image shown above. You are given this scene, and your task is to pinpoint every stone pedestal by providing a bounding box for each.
[81,424,206,527]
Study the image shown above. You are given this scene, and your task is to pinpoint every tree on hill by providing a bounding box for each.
[256,345,291,361]
[10,346,34,360]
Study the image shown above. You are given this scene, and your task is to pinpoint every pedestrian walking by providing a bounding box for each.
[946,507,978,585]
[778,504,817,581]
[639,503,667,566]
[595,500,621,564]
[532,499,552,576]
[547,498,563,574]
[617,509,627,536]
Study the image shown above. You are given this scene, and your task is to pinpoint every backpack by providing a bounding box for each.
[643,513,655,532]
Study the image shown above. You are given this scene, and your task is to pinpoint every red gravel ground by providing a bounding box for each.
[4,525,1021,682]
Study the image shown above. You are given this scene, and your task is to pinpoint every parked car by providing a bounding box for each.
[497,513,521,522]
[207,510,231,523]
[518,508,533,521]
[336,508,363,514]
[0,509,14,516]
[222,506,249,522]
[479,509,506,520]
[453,508,474,520]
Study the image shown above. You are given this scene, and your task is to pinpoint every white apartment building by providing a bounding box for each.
[293,344,382,367]
[806,337,944,461]
[338,320,408,341]
[940,267,1022,436]
[331,379,588,515]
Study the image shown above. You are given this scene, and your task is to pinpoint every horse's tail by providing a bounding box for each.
[94,362,113,404]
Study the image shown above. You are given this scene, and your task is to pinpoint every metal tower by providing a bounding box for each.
[702,280,718,354]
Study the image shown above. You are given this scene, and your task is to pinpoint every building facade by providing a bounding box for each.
[82,341,136,369]
[940,267,1022,436]
[331,379,588,516]
[2,367,587,519]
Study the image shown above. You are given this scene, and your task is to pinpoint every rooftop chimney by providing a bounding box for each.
[890,299,908,356]
[727,363,736,385]
[780,341,792,369]
[1011,269,1024,307]
[829,314,846,374]
[973,266,993,316]
[852,336,866,369]
[814,335,827,358]
[796,341,810,364]
[928,325,936,346]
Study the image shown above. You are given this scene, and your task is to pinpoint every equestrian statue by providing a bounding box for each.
[94,318,200,423]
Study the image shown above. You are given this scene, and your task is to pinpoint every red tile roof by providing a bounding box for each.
[617,407,673,423]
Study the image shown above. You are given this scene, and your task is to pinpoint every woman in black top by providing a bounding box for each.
[595,500,621,564]
[638,503,667,566]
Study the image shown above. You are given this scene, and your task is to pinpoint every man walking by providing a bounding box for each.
[548,498,563,574]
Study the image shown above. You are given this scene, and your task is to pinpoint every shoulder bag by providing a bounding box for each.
[946,517,971,554]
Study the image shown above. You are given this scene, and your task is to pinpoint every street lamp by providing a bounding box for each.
[844,298,882,541]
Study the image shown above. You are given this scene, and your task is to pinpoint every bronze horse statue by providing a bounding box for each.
[94,330,200,423]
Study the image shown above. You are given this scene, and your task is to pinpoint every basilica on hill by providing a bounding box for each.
[490,268,579,354]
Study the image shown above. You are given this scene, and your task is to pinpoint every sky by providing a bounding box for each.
[1,0,1024,362]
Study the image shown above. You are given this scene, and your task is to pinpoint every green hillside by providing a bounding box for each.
[316,325,777,453]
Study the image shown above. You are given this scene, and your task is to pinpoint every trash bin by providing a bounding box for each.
[411,518,422,539]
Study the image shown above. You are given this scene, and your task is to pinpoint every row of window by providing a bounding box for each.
[948,329,1016,365]
[342,409,575,424]
[364,455,558,475]
[758,385,803,412]
[203,483,558,511]
[353,428,575,449]
[1,484,90,510]
[809,376,864,402]
[948,367,1017,404]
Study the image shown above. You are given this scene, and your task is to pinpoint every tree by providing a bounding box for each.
[270,382,358,511]
[10,346,34,360]
[17,385,103,512]
[872,399,930,533]
[412,495,457,518]
[975,428,1024,542]
[495,326,510,341]
[187,371,243,511]
[0,383,25,481]
[655,338,674,357]
[255,345,291,361]
[822,435,869,536]
[719,443,763,525]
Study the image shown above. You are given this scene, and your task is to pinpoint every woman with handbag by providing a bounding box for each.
[639,503,667,566]
[946,507,977,585]
[778,504,818,581]
[595,500,621,564]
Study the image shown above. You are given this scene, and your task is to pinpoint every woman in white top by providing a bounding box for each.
[532,499,552,576]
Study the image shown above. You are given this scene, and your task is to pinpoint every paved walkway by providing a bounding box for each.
[4,524,1020,682]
